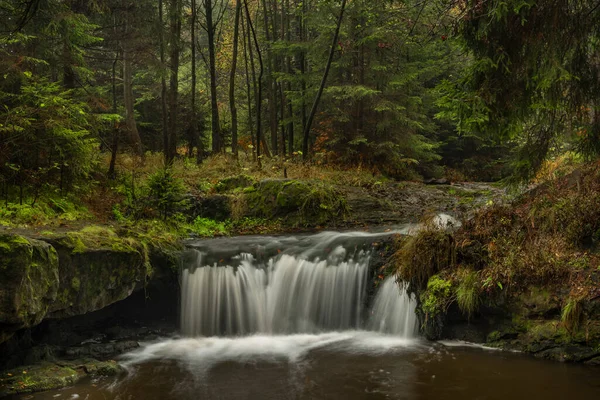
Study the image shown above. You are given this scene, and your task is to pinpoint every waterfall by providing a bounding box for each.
[180,232,417,338]
[368,277,418,337]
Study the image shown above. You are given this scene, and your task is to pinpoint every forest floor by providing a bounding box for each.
[0,153,505,239]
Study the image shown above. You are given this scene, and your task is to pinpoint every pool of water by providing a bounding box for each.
[15,332,600,400]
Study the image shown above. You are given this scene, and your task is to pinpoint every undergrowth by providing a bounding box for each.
[400,162,600,339]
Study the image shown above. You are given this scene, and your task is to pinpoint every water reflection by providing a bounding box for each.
[14,335,600,400]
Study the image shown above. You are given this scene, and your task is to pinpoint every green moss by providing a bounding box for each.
[0,234,59,330]
[0,363,80,396]
[215,174,257,193]
[421,275,453,318]
[190,217,228,237]
[70,277,81,291]
[83,360,123,377]
[241,179,348,227]
[0,234,31,253]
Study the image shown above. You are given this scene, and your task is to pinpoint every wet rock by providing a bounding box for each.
[585,356,600,365]
[0,362,80,397]
[65,340,139,359]
[0,234,59,343]
[534,345,600,363]
[77,359,123,377]
[424,178,451,185]
[0,359,123,396]
[192,195,232,221]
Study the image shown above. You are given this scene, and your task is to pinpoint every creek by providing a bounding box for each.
[13,230,600,399]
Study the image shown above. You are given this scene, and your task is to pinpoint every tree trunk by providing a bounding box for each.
[122,8,143,156]
[167,0,181,163]
[159,0,169,164]
[296,0,307,142]
[260,0,277,156]
[229,0,242,157]
[286,0,294,155]
[108,51,119,179]
[206,0,222,153]
[302,0,347,161]
[189,0,200,161]
[244,0,264,167]
[242,13,256,160]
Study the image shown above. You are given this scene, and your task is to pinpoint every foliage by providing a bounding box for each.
[396,219,455,291]
[0,73,99,200]
[144,168,189,220]
[0,197,92,227]
[189,217,227,237]
[420,275,453,320]
[439,0,600,181]
[456,269,480,319]
[561,298,584,334]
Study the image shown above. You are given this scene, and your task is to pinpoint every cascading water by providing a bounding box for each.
[180,231,417,338]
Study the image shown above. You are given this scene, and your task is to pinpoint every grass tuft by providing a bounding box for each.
[456,269,480,319]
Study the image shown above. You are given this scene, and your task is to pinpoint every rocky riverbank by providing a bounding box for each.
[396,163,600,364]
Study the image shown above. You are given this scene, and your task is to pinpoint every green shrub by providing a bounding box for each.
[189,217,227,237]
[145,168,189,220]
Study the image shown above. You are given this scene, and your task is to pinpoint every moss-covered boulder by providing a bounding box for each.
[44,230,148,319]
[0,234,59,343]
[0,359,123,396]
[214,174,256,193]
[241,179,348,226]
[0,362,79,396]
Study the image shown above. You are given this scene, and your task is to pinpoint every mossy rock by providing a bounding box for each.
[517,286,561,319]
[45,236,147,319]
[79,359,124,377]
[194,194,232,221]
[214,174,257,193]
[417,274,454,340]
[241,179,348,227]
[0,234,59,343]
[0,362,81,396]
[0,359,123,396]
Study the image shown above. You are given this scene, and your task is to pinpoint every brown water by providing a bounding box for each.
[15,333,600,400]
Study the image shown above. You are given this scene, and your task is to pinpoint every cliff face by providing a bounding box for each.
[0,231,178,346]
[0,235,59,343]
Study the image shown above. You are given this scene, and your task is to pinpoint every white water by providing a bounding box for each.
[368,278,418,337]
[120,331,419,372]
[180,231,418,338]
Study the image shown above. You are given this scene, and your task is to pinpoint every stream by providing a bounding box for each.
[13,230,600,400]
